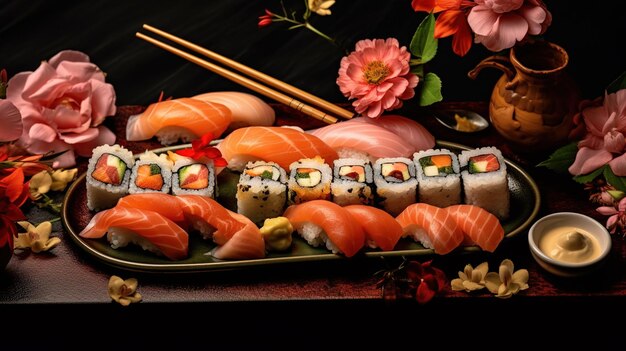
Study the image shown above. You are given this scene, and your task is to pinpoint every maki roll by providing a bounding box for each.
[414,149,461,208]
[373,157,417,216]
[237,161,288,225]
[331,158,374,206]
[171,157,217,197]
[129,152,173,194]
[86,144,134,211]
[459,147,509,219]
[288,156,332,205]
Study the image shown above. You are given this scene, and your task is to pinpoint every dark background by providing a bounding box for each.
[1,1,624,106]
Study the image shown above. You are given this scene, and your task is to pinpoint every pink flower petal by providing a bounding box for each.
[89,80,116,124]
[6,72,32,105]
[468,5,500,36]
[604,129,625,154]
[568,147,613,176]
[72,126,116,157]
[56,61,106,82]
[609,153,626,176]
[48,50,90,67]
[0,100,23,142]
[519,4,547,35]
[488,13,529,52]
[597,206,619,216]
[346,64,364,84]
[583,105,610,136]
[21,62,60,100]
[29,123,58,143]
[52,148,77,168]
[59,127,99,144]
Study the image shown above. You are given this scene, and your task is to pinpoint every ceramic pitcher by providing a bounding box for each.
[469,40,579,152]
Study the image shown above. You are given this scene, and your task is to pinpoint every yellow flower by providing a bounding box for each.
[29,170,52,200]
[485,259,529,299]
[50,168,77,191]
[108,275,142,306]
[308,0,335,16]
[451,262,488,292]
[14,221,61,253]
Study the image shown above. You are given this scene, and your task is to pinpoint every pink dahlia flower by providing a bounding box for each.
[569,89,626,177]
[6,50,116,168]
[467,0,552,52]
[0,100,23,142]
[337,38,418,118]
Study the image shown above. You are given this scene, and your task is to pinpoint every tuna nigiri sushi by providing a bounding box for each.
[211,211,266,260]
[310,120,415,160]
[126,98,232,145]
[193,91,275,132]
[79,207,189,260]
[344,205,403,251]
[356,115,435,152]
[217,126,338,171]
[447,204,504,252]
[396,203,464,255]
[283,200,365,257]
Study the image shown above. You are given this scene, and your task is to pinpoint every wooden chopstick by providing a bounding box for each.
[141,24,354,120]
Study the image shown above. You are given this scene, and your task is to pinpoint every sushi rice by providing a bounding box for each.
[413,149,461,208]
[373,157,418,216]
[236,161,288,225]
[128,151,173,194]
[86,144,134,211]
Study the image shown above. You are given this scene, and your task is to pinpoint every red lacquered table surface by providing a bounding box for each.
[2,102,626,325]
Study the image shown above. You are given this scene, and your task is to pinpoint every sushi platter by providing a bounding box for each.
[62,141,540,272]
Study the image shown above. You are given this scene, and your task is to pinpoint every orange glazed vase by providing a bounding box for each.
[469,40,580,152]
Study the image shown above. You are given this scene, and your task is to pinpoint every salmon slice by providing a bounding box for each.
[79,207,188,260]
[447,205,504,252]
[345,205,403,251]
[126,98,232,144]
[356,115,435,152]
[217,126,338,171]
[116,193,188,227]
[175,195,245,243]
[212,212,266,260]
[396,203,464,255]
[283,200,365,257]
[193,91,275,132]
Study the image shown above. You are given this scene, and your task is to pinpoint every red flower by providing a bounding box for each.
[412,0,475,57]
[0,145,52,177]
[405,260,447,304]
[258,9,274,28]
[175,133,228,167]
[0,168,30,248]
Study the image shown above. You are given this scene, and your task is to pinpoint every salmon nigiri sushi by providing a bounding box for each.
[126,98,232,145]
[217,126,338,171]
[211,211,266,260]
[116,193,187,226]
[344,205,403,251]
[396,203,464,255]
[79,207,189,260]
[446,204,504,252]
[283,200,365,257]
[175,195,245,242]
[193,91,275,132]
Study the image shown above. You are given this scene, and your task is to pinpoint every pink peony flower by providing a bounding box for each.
[337,38,418,118]
[569,89,626,176]
[467,0,552,52]
[6,50,117,168]
[0,100,23,142]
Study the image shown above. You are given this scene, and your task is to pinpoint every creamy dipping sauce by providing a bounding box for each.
[538,227,602,264]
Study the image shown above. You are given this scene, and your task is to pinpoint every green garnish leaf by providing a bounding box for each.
[418,73,443,106]
[604,167,626,192]
[410,13,437,64]
[537,142,578,174]
[573,166,606,184]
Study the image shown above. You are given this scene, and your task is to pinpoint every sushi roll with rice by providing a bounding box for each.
[373,157,418,216]
[414,149,461,208]
[331,158,374,206]
[172,157,217,198]
[129,152,173,194]
[288,156,332,204]
[237,161,288,225]
[459,147,509,219]
[86,144,134,211]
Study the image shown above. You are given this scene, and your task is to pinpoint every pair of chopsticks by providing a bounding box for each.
[136,24,354,124]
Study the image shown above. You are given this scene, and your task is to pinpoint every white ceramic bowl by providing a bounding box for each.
[528,212,612,277]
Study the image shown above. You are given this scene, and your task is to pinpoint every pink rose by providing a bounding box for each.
[337,38,418,118]
[6,50,116,167]
[569,89,626,177]
[467,0,552,52]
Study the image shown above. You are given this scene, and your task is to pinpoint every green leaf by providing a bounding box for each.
[418,73,443,106]
[573,166,606,184]
[410,64,424,78]
[604,167,626,192]
[410,13,437,64]
[607,71,626,94]
[536,142,578,174]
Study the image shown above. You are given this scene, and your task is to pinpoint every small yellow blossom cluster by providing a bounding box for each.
[29,169,77,200]
[108,275,142,306]
[14,221,61,253]
[451,259,529,299]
